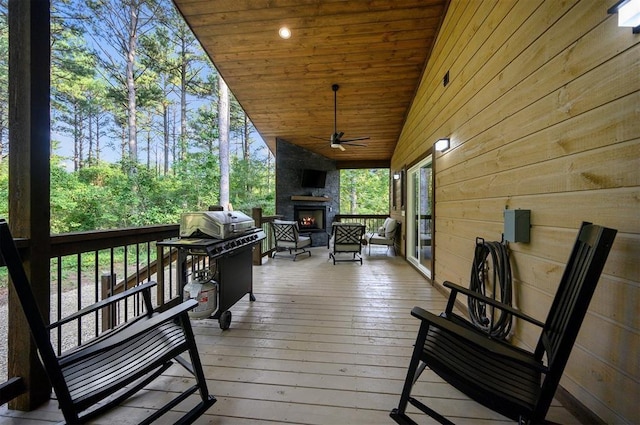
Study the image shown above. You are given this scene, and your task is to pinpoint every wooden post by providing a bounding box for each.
[7,0,52,410]
[251,208,262,266]
[156,244,165,306]
[101,274,116,332]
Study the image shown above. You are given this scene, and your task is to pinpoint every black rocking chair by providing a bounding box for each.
[390,222,616,425]
[0,219,216,424]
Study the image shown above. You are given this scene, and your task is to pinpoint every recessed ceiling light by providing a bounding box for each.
[278,27,291,39]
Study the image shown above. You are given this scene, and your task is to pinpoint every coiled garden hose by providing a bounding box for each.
[468,238,513,340]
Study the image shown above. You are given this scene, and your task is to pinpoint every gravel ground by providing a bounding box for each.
[1,280,170,383]
[0,284,100,383]
[0,289,7,383]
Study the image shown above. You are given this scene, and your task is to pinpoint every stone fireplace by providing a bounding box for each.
[276,138,340,246]
[294,206,326,232]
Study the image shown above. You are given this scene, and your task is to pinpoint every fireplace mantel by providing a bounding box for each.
[290,195,331,202]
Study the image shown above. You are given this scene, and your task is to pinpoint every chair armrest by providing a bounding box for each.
[59,298,198,366]
[410,306,546,371]
[443,281,545,328]
[49,281,157,329]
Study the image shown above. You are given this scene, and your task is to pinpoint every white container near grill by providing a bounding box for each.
[183,273,218,319]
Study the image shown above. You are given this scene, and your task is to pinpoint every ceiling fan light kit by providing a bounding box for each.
[331,142,346,151]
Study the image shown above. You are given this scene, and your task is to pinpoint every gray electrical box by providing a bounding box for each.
[504,209,530,243]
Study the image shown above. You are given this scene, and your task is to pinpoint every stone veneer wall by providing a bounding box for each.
[275,138,339,247]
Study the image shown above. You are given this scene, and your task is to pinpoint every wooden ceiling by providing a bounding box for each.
[172,0,448,166]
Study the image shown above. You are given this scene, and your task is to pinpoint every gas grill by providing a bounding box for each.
[180,210,257,240]
[159,211,266,329]
[173,227,265,259]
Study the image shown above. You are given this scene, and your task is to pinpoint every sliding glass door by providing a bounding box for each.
[406,155,433,278]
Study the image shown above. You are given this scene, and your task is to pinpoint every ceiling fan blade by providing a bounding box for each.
[343,142,367,147]
[341,136,370,143]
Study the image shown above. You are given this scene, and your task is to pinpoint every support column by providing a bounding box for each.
[7,0,52,410]
[251,208,263,265]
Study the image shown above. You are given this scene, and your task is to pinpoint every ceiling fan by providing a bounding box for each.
[314,84,369,151]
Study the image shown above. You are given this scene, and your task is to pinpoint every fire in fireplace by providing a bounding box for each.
[294,207,326,231]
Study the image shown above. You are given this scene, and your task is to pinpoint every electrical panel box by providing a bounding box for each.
[504,209,530,243]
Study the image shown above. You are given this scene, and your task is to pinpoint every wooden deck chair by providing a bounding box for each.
[0,219,216,424]
[390,222,616,425]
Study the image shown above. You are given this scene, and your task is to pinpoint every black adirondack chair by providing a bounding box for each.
[390,222,617,425]
[0,219,216,424]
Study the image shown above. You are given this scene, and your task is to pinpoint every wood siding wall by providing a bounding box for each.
[391,1,639,423]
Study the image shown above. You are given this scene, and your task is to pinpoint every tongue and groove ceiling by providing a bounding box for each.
[172,0,448,166]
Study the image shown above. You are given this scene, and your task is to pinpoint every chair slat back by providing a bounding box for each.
[333,224,364,245]
[271,222,298,243]
[534,222,616,419]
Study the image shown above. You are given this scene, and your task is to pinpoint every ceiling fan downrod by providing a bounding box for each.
[332,84,339,137]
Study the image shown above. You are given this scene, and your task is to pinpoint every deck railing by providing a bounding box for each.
[333,214,388,233]
[0,223,182,399]
[48,225,181,353]
[251,208,281,264]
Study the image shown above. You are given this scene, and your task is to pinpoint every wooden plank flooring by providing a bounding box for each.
[0,246,581,424]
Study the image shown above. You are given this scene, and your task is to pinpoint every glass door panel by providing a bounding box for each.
[407,155,433,278]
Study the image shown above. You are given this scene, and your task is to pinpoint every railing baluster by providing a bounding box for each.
[123,245,128,323]
[169,246,174,299]
[94,251,98,337]
[109,247,115,328]
[76,253,82,346]
[134,242,139,316]
[56,257,62,356]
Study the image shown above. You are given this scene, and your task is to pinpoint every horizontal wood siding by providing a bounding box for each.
[391,0,639,423]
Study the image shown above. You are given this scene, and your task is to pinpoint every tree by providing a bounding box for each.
[138,25,175,173]
[340,169,389,214]
[84,0,163,164]
[0,0,278,233]
[50,14,100,170]
[170,9,209,163]
[190,105,218,153]
[218,77,230,210]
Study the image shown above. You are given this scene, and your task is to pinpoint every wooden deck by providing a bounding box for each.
[0,246,581,424]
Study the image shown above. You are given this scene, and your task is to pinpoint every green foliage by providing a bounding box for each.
[0,0,377,235]
[340,169,389,214]
[45,149,275,232]
[230,157,275,215]
[190,105,219,153]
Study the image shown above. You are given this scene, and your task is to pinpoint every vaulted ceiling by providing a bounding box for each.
[172,0,448,166]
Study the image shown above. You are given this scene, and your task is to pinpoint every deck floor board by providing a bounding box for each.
[0,246,581,424]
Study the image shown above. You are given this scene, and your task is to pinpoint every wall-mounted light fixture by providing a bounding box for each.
[608,0,640,33]
[435,138,450,152]
[392,168,405,210]
[278,26,292,39]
